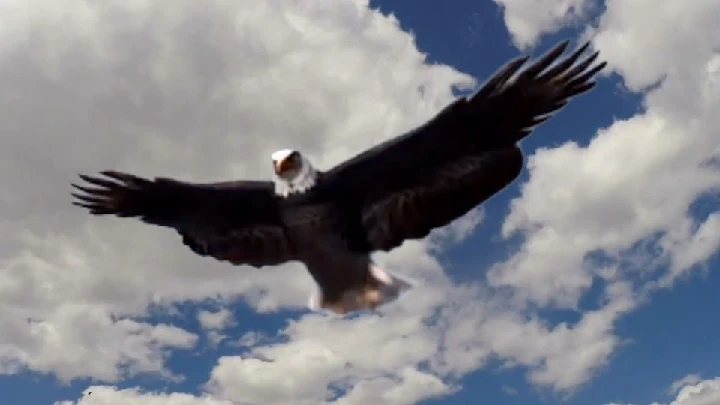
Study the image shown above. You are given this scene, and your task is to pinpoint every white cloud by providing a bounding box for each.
[468,0,720,396]
[57,370,451,405]
[668,378,720,405]
[2,0,719,404]
[54,386,234,405]
[492,0,595,48]
[330,367,454,405]
[0,0,472,389]
[670,374,704,395]
[603,376,720,405]
[0,0,487,400]
[197,309,234,331]
[468,0,720,397]
[429,208,486,248]
[488,0,720,310]
[201,241,465,404]
[199,275,637,401]
[480,0,720,394]
[197,309,234,347]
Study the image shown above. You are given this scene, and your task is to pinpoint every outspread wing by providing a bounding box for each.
[71,171,295,267]
[321,39,606,252]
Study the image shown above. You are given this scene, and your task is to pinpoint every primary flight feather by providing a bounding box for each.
[72,39,606,315]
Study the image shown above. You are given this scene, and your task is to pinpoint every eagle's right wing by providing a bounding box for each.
[72,171,295,267]
[321,40,606,252]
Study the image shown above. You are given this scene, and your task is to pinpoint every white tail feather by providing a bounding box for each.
[308,264,412,315]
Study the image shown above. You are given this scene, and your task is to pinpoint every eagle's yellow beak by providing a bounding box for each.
[274,158,289,176]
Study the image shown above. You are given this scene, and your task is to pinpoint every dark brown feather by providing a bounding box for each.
[321,39,605,252]
[71,172,296,267]
[361,149,523,250]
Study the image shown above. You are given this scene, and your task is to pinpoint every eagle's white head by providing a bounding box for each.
[271,149,317,197]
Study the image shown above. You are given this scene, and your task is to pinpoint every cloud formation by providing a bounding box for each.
[0,0,715,404]
[604,375,720,405]
[492,0,595,48]
[1,0,479,400]
[490,0,720,312]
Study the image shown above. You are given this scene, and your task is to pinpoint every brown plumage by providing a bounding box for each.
[72,39,606,315]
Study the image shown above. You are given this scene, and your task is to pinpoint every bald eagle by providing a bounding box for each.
[72,40,606,315]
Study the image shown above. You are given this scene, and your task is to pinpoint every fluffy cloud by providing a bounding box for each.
[670,374,705,395]
[478,0,720,396]
[54,386,234,405]
[485,0,720,394]
[492,0,595,48]
[489,0,720,312]
[2,0,719,404]
[197,309,234,332]
[603,375,720,405]
[197,308,235,346]
[0,0,472,389]
[666,377,720,405]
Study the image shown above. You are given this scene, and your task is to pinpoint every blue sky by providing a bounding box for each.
[369,2,720,405]
[1,1,719,405]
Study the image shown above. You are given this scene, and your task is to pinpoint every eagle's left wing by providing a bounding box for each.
[321,40,605,252]
[72,171,296,267]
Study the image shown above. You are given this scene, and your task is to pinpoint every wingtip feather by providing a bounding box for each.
[477,38,607,142]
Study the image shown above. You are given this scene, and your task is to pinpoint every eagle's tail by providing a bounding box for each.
[308,264,412,315]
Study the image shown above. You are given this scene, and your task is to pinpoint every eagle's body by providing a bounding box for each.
[72,40,607,315]
[278,191,395,312]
